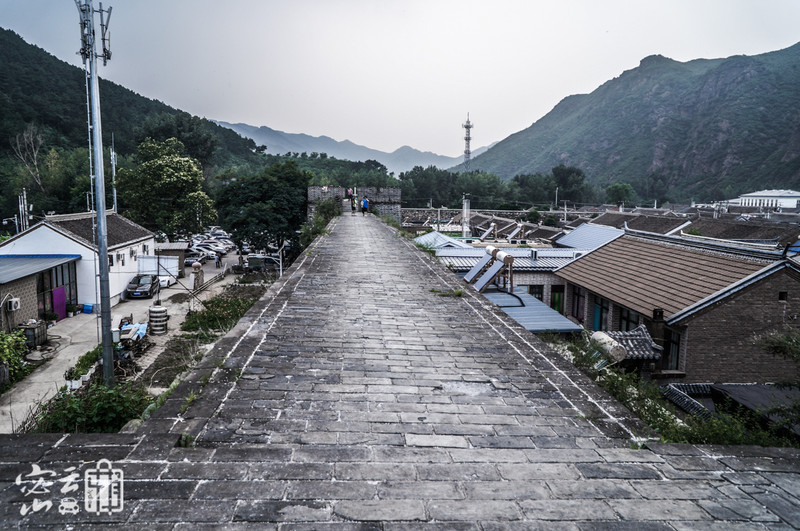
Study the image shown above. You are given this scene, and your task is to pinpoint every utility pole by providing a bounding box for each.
[111,133,117,212]
[76,0,115,386]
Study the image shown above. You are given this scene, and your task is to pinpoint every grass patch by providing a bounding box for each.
[430,287,464,298]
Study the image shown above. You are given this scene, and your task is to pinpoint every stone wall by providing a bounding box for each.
[0,275,38,331]
[307,186,401,223]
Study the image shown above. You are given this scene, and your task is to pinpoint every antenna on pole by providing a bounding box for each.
[76,0,115,386]
[462,113,473,172]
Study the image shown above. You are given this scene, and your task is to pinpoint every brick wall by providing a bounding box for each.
[680,268,800,383]
[0,275,38,331]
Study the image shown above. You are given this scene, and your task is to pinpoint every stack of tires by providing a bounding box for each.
[149,305,168,335]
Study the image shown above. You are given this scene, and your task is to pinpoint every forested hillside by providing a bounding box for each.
[0,28,261,218]
[459,42,800,203]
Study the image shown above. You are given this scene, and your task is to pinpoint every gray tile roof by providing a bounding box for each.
[0,255,80,284]
[45,212,154,249]
[604,325,663,360]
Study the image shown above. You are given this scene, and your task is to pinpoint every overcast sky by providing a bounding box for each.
[2,0,800,156]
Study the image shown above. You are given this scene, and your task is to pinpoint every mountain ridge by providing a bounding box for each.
[459,42,800,202]
[214,120,493,175]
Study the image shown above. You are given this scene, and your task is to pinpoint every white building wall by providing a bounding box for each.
[0,225,155,308]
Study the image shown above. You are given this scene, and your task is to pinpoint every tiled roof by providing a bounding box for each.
[605,325,663,360]
[524,226,563,241]
[46,212,154,249]
[555,223,623,250]
[590,212,690,234]
[682,218,800,247]
[555,234,776,319]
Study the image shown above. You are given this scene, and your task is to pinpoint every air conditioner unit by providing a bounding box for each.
[6,298,21,312]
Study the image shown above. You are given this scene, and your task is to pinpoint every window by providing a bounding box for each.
[551,285,564,314]
[108,254,114,267]
[592,296,609,331]
[529,285,544,301]
[619,308,640,331]
[142,244,149,255]
[662,328,680,370]
[779,291,788,301]
[571,286,585,321]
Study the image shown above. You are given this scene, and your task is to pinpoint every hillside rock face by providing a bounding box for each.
[464,43,800,201]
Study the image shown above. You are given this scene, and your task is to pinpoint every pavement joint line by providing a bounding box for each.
[396,225,642,443]
[199,269,306,436]
[168,248,313,434]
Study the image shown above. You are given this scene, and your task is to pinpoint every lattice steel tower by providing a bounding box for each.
[463,113,473,171]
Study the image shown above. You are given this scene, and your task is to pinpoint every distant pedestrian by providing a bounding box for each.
[347,187,353,199]
[351,195,357,216]
[361,196,369,216]
[214,254,220,268]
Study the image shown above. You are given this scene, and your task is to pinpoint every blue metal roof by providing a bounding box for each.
[482,288,583,333]
[437,247,587,272]
[0,255,81,284]
[555,223,623,250]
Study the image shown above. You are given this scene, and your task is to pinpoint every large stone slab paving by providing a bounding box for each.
[0,214,798,528]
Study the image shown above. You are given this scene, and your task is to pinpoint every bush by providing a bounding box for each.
[300,199,341,248]
[31,383,152,433]
[549,334,798,447]
[0,331,33,392]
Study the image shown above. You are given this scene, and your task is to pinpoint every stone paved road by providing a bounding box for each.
[2,213,799,528]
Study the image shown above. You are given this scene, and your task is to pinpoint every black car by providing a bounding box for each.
[126,274,160,299]
[184,250,209,266]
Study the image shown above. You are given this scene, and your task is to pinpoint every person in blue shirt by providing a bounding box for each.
[361,196,369,216]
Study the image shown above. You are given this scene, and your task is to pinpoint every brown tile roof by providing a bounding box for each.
[591,212,690,234]
[683,218,800,246]
[46,212,154,250]
[555,234,775,319]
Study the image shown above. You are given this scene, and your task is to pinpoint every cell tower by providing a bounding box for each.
[462,113,473,172]
[76,0,115,385]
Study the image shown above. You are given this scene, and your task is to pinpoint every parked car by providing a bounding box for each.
[199,240,228,255]
[184,250,208,266]
[192,244,219,258]
[126,274,159,299]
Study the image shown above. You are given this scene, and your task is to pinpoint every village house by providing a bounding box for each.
[555,229,800,383]
[0,212,155,324]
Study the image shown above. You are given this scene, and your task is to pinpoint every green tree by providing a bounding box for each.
[552,164,590,203]
[117,138,216,236]
[605,182,638,206]
[216,161,309,252]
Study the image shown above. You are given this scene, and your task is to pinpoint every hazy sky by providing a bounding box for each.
[2,1,800,156]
